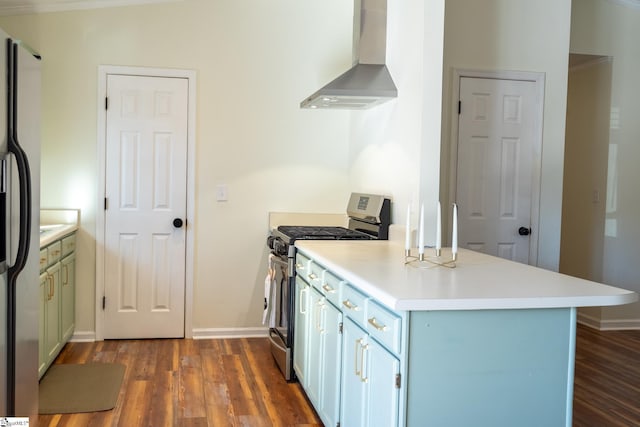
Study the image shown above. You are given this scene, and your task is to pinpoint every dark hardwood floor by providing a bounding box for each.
[38,337,321,427]
[39,324,640,426]
[573,324,640,426]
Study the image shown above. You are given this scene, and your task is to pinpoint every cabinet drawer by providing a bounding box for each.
[295,252,311,275]
[39,248,48,272]
[47,241,62,265]
[320,270,342,307]
[341,284,367,325]
[366,300,402,355]
[61,234,76,257]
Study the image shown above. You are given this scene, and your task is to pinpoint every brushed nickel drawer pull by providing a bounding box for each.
[308,273,318,281]
[368,317,388,331]
[342,299,359,311]
[322,283,336,293]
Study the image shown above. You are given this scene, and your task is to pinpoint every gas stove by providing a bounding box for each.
[265,192,391,381]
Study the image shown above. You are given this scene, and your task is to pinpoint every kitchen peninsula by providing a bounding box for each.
[293,240,637,427]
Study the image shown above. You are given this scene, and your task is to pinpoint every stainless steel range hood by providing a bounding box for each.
[300,0,397,110]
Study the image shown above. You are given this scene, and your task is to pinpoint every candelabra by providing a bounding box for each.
[404,201,458,269]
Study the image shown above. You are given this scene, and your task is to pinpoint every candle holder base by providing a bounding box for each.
[404,248,457,269]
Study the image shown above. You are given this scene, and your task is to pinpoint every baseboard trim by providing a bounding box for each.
[577,312,640,331]
[70,330,97,342]
[192,327,269,340]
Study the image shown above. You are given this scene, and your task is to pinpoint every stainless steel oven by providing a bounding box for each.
[265,192,391,381]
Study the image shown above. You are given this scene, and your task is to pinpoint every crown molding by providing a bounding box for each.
[0,0,182,16]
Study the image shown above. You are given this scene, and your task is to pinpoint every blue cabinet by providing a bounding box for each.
[293,276,310,386]
[294,255,403,427]
[341,316,400,427]
[295,271,343,427]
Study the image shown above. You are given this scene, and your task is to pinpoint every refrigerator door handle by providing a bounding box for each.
[7,41,31,279]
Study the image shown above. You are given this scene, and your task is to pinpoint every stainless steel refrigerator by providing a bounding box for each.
[0,30,41,422]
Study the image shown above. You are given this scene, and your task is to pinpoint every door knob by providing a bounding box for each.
[173,218,184,228]
[518,227,531,236]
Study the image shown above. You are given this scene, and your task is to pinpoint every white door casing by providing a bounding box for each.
[452,72,543,265]
[96,67,196,340]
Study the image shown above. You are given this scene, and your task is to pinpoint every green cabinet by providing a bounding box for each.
[293,276,310,386]
[38,232,76,378]
[60,252,75,343]
[43,262,61,374]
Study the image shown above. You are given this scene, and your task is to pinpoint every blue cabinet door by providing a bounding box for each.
[366,337,400,427]
[293,276,310,385]
[340,316,400,427]
[319,301,342,427]
[307,287,324,406]
[340,317,367,426]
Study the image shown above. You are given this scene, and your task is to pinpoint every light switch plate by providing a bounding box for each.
[216,184,228,201]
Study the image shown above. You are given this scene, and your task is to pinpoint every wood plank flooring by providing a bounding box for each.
[573,324,640,426]
[38,337,321,427]
[39,324,640,426]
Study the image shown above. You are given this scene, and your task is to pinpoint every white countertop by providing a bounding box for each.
[40,224,78,247]
[40,208,80,247]
[294,240,638,311]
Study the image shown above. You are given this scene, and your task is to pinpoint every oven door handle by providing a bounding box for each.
[268,329,287,353]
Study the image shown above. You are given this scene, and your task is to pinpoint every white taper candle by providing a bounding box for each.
[405,203,411,251]
[436,201,442,252]
[418,204,425,255]
[452,203,458,255]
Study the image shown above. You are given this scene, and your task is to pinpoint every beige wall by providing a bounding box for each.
[560,56,611,283]
[0,0,444,336]
[440,0,573,271]
[570,0,640,326]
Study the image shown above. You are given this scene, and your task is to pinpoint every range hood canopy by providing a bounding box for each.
[300,0,397,110]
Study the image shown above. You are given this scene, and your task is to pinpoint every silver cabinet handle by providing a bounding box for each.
[322,283,336,293]
[307,272,318,281]
[368,317,388,332]
[342,299,360,311]
[299,288,308,314]
[295,262,304,270]
[354,338,363,376]
[315,300,325,332]
[360,343,369,383]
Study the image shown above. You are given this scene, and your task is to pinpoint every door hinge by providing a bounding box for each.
[336,423,340,427]
[104,197,108,210]
[105,97,109,110]
[339,322,343,334]
[458,100,462,115]
[102,296,106,310]
[395,373,401,389]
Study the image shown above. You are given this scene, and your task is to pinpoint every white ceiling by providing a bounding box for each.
[0,0,182,15]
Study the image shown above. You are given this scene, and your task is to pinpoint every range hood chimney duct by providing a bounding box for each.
[300,0,397,110]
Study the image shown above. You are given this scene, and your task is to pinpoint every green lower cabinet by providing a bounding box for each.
[340,317,400,427]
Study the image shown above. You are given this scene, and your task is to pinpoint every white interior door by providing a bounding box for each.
[456,76,539,264]
[103,74,188,339]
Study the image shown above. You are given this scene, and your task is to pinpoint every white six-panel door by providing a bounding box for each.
[456,77,538,264]
[103,74,188,338]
